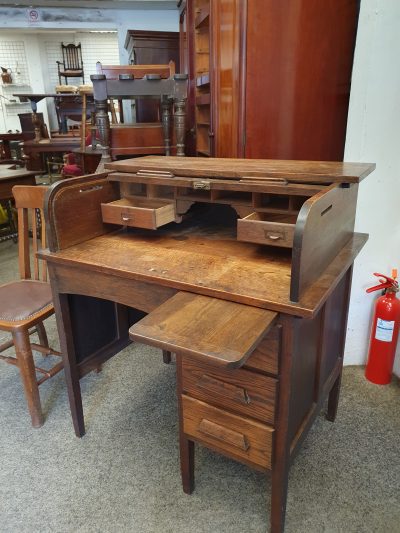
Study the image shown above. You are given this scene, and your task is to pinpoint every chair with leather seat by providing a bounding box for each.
[0,185,62,427]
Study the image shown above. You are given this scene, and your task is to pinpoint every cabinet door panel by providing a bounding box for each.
[244,0,359,161]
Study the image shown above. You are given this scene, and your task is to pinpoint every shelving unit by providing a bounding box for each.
[193,0,211,157]
[0,82,32,119]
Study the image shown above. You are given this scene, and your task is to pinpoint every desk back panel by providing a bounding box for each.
[45,173,119,252]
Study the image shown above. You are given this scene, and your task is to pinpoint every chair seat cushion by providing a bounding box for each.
[0,280,52,322]
[60,70,83,76]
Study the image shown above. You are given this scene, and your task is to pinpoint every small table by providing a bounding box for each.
[18,135,81,172]
[13,93,94,138]
[0,165,37,241]
[91,73,188,158]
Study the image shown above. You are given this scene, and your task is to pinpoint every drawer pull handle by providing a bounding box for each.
[198,374,251,404]
[198,419,250,451]
[121,214,132,222]
[264,231,283,241]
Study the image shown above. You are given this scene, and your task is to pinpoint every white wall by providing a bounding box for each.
[0,5,178,131]
[344,0,400,376]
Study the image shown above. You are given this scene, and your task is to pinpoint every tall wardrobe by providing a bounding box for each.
[178,0,360,160]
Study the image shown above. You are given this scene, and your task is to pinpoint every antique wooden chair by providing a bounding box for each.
[57,43,84,85]
[0,185,62,427]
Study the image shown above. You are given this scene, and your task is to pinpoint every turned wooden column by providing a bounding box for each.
[174,98,186,157]
[161,96,172,156]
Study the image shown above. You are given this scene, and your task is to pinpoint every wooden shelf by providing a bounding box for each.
[196,93,211,106]
[195,8,210,29]
[196,72,210,87]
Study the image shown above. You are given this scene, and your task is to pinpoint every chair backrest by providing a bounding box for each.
[62,43,83,70]
[12,185,48,282]
[95,60,175,80]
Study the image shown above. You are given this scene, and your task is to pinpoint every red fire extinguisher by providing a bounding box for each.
[365,270,400,384]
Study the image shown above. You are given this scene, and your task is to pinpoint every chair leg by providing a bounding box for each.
[36,321,49,351]
[12,329,44,428]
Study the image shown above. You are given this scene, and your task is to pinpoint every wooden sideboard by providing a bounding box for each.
[41,156,374,532]
[178,0,360,160]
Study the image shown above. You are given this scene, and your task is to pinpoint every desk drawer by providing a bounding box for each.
[243,326,280,376]
[182,358,276,424]
[237,212,296,248]
[101,197,176,229]
[182,395,273,469]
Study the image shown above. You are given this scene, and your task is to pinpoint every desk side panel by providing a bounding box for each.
[44,173,119,251]
[290,183,358,301]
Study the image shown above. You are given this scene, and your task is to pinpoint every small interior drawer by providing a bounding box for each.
[182,357,276,424]
[101,197,176,229]
[182,395,274,469]
[237,212,297,247]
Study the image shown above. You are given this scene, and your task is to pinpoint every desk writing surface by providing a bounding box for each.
[41,221,367,318]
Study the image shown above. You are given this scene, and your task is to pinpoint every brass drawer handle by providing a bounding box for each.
[197,374,251,404]
[198,418,250,451]
[264,231,283,241]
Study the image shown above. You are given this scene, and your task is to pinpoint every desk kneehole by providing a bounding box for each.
[101,197,176,230]
[237,212,297,248]
[182,395,274,470]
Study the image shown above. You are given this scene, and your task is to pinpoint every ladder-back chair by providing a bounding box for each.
[57,43,84,85]
[0,185,62,427]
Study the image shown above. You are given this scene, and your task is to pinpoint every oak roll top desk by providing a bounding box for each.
[40,156,375,533]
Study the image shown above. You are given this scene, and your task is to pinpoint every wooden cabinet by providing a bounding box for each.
[124,30,180,123]
[179,0,359,160]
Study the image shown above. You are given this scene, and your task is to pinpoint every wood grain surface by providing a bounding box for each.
[182,395,274,469]
[105,156,375,183]
[129,291,277,367]
[39,228,368,318]
[182,356,277,423]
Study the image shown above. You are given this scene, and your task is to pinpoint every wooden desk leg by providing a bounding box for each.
[176,353,195,493]
[271,316,295,533]
[50,285,85,437]
[162,350,172,364]
[161,96,172,156]
[327,371,342,422]
[327,266,352,423]
[174,98,186,157]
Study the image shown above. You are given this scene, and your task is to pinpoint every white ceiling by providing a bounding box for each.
[0,0,177,9]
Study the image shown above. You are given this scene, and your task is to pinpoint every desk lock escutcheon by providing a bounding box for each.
[193,180,211,190]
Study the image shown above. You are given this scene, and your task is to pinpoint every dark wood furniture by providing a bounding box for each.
[18,112,48,142]
[0,185,62,427]
[0,166,38,241]
[124,30,180,122]
[20,136,81,172]
[40,156,374,533]
[178,0,360,159]
[0,132,25,160]
[90,72,188,161]
[57,42,84,85]
[95,61,175,124]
